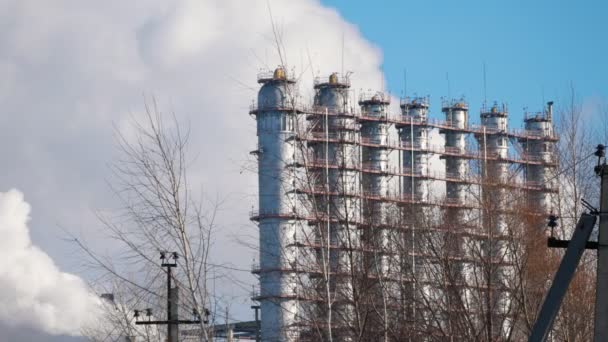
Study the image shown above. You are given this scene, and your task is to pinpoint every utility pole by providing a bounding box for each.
[594,144,608,341]
[227,324,234,342]
[134,252,206,342]
[528,145,606,341]
[529,214,597,341]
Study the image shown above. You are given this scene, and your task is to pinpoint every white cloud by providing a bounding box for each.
[0,0,386,331]
[0,189,100,336]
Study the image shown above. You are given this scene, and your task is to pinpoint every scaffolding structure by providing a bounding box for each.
[250,67,558,341]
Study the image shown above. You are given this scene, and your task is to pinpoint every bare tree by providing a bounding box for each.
[549,88,597,341]
[500,91,598,341]
[78,102,218,341]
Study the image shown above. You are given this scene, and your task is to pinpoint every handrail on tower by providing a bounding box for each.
[480,102,508,117]
[257,66,296,84]
[524,101,554,122]
[358,91,390,105]
[313,72,350,88]
[400,96,430,110]
[441,98,469,111]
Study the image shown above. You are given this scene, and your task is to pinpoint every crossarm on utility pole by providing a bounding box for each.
[528,213,597,342]
[135,253,202,341]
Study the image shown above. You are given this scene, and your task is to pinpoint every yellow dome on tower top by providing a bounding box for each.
[273,67,286,80]
[329,73,338,84]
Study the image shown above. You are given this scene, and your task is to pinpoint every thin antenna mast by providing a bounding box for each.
[483,62,487,106]
[381,65,385,92]
[446,72,451,100]
[404,68,407,98]
[341,31,345,77]
[267,1,286,67]
[542,86,545,115]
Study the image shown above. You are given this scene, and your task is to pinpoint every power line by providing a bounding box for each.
[455,151,596,230]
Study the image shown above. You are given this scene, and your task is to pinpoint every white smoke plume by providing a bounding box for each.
[0,189,100,336]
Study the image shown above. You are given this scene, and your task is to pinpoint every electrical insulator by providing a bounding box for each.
[595,144,605,158]
[548,214,558,237]
[548,215,558,228]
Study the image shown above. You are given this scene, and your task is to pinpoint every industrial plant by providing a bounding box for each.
[249,66,558,341]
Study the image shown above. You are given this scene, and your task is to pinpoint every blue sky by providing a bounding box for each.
[321,0,607,125]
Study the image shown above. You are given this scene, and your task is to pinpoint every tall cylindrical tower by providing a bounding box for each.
[479,103,509,180]
[398,97,430,201]
[310,73,360,338]
[476,103,513,336]
[395,96,432,332]
[309,73,359,225]
[438,100,471,336]
[441,100,470,204]
[359,92,391,276]
[359,92,391,218]
[520,102,556,214]
[252,67,300,341]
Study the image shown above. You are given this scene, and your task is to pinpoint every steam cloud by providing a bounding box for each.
[0,189,100,335]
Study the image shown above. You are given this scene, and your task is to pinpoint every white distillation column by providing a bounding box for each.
[254,67,301,341]
[478,103,512,336]
[441,100,469,205]
[479,104,509,183]
[397,97,431,326]
[440,100,471,333]
[359,92,391,276]
[399,97,430,201]
[520,101,556,214]
[311,73,360,337]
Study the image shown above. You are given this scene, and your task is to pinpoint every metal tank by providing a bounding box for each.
[252,67,301,341]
